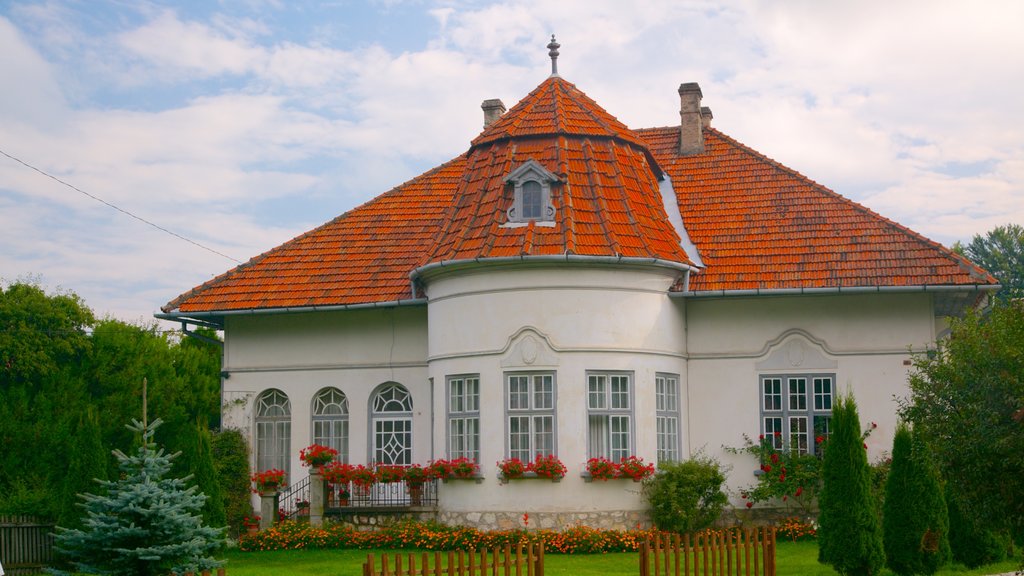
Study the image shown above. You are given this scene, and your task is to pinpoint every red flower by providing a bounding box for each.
[770,453,779,464]
[746,502,753,509]
[773,431,782,437]
[758,434,765,440]
[761,464,772,473]
[815,436,824,444]
[863,443,868,449]
[871,422,877,429]
[795,486,803,497]
[779,474,786,482]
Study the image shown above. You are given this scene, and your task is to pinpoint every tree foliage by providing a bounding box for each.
[174,419,227,529]
[882,423,950,576]
[57,408,109,530]
[818,392,885,576]
[954,223,1024,302]
[899,303,1024,536]
[642,453,728,533]
[53,419,224,576]
[945,482,1009,568]
[0,281,224,519]
[211,428,254,537]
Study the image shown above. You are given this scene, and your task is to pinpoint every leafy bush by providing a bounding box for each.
[728,433,821,515]
[946,483,1008,568]
[642,454,728,533]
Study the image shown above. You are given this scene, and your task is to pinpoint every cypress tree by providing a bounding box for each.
[174,419,227,529]
[818,391,885,576]
[211,428,254,537]
[53,418,224,576]
[56,408,108,530]
[883,423,950,575]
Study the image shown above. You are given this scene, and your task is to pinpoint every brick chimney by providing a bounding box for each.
[678,83,704,155]
[481,99,506,128]
[700,106,713,129]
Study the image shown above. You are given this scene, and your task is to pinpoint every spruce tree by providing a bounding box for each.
[53,418,224,576]
[818,392,885,576]
[883,424,950,575]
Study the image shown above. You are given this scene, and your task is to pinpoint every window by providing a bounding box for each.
[504,159,558,225]
[371,383,413,465]
[656,373,681,463]
[506,372,555,461]
[587,372,633,462]
[255,389,291,476]
[760,374,833,455]
[312,387,349,463]
[447,375,480,462]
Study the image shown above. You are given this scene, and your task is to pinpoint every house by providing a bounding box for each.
[160,39,997,530]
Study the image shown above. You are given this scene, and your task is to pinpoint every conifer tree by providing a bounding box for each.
[174,419,226,528]
[53,418,224,576]
[211,428,254,536]
[56,408,108,530]
[818,392,885,576]
[883,423,950,575]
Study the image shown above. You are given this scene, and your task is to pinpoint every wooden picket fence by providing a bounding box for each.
[639,528,776,576]
[363,542,544,576]
[0,515,55,575]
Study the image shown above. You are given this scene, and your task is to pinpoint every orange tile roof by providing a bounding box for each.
[636,126,995,291]
[163,78,996,315]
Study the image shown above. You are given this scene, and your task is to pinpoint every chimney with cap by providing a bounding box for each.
[481,99,506,128]
[679,82,704,155]
[700,106,713,129]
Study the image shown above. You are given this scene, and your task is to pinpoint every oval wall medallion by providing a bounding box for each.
[521,336,539,365]
[787,340,806,367]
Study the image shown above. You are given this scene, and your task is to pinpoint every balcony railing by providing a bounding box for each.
[326,479,439,510]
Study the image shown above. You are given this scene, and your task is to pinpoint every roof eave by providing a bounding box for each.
[155,296,429,328]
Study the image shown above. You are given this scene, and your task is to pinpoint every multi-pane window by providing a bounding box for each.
[506,373,555,462]
[655,373,681,463]
[371,383,413,465]
[255,389,291,476]
[522,181,542,219]
[587,372,633,462]
[448,375,480,462]
[760,374,833,456]
[312,387,349,463]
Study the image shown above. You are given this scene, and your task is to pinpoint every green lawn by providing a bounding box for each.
[221,541,1020,576]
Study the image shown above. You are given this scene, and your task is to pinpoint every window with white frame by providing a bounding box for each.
[255,389,291,476]
[760,374,833,456]
[656,373,681,463]
[312,387,349,463]
[587,372,633,462]
[506,372,555,461]
[371,383,413,465]
[447,375,480,462]
[504,159,557,225]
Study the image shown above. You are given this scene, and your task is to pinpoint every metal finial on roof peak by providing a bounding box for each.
[547,34,560,77]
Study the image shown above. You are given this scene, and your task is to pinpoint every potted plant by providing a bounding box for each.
[296,499,310,515]
[586,457,618,481]
[300,443,338,469]
[403,464,432,506]
[376,464,405,484]
[337,486,351,507]
[450,457,480,479]
[250,469,287,494]
[349,465,377,498]
[529,454,567,481]
[322,461,353,484]
[617,456,656,481]
[242,515,260,535]
[497,457,526,481]
[428,459,455,480]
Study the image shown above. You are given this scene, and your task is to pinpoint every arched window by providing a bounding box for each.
[504,159,557,225]
[255,389,291,476]
[370,383,413,465]
[312,387,349,463]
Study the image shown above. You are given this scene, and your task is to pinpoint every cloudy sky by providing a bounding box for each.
[1,1,1022,325]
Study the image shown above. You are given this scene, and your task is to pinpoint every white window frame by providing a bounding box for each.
[505,372,556,461]
[655,373,681,463]
[447,374,480,462]
[255,388,291,477]
[586,371,634,462]
[504,159,558,226]
[370,382,413,465]
[312,387,349,463]
[759,373,833,456]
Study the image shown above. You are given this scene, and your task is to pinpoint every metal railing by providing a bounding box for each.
[277,475,310,520]
[326,479,439,511]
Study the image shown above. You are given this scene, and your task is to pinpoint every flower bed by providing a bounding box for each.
[238,519,663,554]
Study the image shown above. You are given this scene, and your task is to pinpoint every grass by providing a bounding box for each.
[221,541,1021,576]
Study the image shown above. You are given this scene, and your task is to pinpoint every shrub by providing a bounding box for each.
[211,428,253,537]
[946,483,1009,568]
[883,423,950,575]
[642,453,727,533]
[727,433,821,515]
[817,392,884,576]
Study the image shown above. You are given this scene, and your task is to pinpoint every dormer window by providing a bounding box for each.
[504,159,558,227]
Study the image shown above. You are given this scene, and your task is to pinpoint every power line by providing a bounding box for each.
[0,148,242,264]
